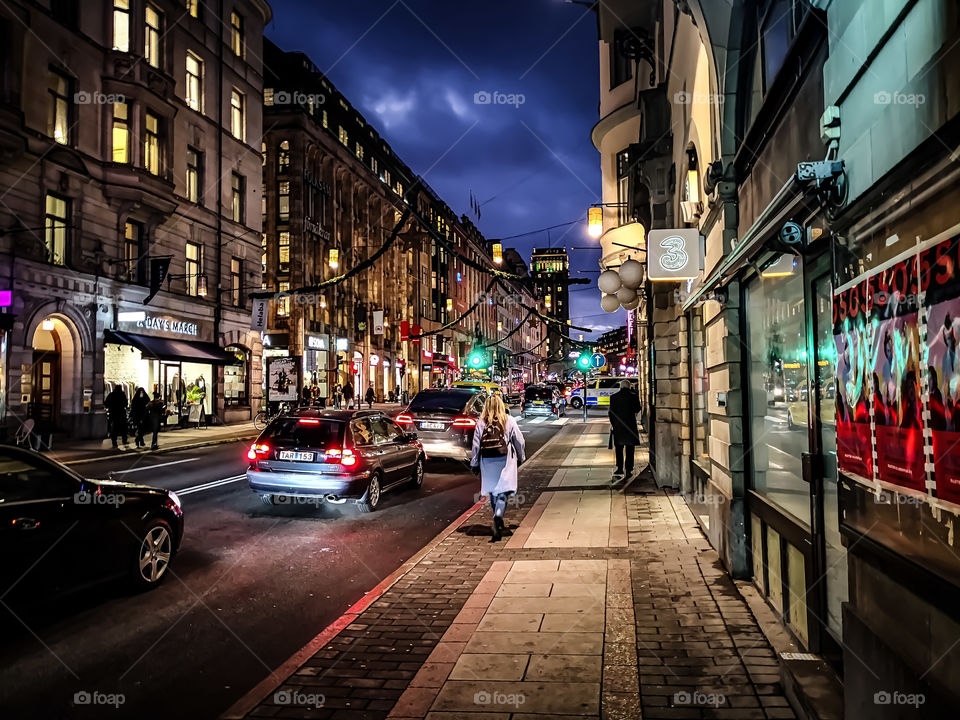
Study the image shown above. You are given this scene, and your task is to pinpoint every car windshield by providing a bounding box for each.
[409,391,472,413]
[261,417,345,448]
[525,387,553,400]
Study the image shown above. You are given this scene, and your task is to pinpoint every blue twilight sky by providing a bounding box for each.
[265,0,620,339]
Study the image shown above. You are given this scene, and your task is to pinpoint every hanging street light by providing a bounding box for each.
[587,206,603,238]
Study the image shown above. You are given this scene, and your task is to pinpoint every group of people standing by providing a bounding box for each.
[103,386,167,450]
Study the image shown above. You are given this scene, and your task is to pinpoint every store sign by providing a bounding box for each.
[266,356,300,402]
[373,310,385,335]
[122,313,201,337]
[370,354,380,366]
[251,298,268,331]
[306,334,328,351]
[648,229,702,281]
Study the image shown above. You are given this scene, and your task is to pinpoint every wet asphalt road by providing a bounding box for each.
[0,415,562,720]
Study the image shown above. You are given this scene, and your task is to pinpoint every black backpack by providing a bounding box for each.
[479,419,508,458]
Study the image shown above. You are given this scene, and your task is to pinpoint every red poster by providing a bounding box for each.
[834,281,873,480]
[869,258,925,491]
[921,235,960,503]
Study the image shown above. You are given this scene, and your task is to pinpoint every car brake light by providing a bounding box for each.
[247,442,270,460]
[395,414,413,425]
[325,448,357,466]
[452,417,476,427]
[298,417,321,425]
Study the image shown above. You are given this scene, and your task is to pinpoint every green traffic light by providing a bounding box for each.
[577,355,591,370]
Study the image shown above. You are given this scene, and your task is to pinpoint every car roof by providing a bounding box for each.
[417,387,479,394]
[284,408,386,422]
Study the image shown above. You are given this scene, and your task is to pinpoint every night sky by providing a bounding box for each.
[265,0,617,339]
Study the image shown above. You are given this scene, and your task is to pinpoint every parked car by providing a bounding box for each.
[247,409,424,513]
[521,385,566,419]
[0,445,184,597]
[396,388,487,461]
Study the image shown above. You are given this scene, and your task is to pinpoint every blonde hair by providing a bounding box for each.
[480,394,508,429]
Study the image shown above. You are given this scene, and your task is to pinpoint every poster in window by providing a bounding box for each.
[266,356,300,402]
[921,235,960,503]
[868,257,925,491]
[833,280,873,480]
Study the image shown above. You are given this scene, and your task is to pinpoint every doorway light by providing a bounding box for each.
[41,319,55,331]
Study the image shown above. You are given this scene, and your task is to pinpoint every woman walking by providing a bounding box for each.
[471,395,525,542]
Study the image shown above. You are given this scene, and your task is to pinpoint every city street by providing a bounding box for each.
[0,415,563,720]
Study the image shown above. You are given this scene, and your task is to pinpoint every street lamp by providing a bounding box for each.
[492,242,503,264]
[328,248,339,269]
[587,206,602,238]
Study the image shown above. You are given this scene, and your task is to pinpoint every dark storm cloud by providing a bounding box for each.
[266,0,610,337]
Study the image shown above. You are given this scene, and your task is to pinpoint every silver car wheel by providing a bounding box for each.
[138,525,172,584]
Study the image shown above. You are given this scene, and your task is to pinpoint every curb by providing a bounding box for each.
[58,432,259,467]
[218,422,569,720]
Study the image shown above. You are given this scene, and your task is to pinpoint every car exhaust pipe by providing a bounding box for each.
[325,494,347,504]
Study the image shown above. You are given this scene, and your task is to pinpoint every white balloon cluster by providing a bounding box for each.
[598,258,644,312]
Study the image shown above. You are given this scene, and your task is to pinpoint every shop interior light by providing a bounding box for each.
[588,206,603,238]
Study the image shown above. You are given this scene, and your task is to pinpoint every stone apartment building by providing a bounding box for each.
[0,0,271,438]
[592,0,960,716]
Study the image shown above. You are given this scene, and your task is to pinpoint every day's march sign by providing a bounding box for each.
[834,281,873,480]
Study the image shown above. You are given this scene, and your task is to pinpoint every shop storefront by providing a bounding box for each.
[104,320,240,428]
[303,333,329,400]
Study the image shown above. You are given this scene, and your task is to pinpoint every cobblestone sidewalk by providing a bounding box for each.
[227,421,796,720]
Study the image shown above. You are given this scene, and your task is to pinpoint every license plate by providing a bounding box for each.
[420,421,445,431]
[278,450,314,462]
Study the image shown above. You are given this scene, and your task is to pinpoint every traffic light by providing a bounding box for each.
[467,349,490,368]
[576,354,591,371]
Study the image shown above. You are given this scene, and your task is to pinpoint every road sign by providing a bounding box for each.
[590,353,607,369]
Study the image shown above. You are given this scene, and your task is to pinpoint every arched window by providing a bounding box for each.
[224,345,249,406]
[278,139,290,174]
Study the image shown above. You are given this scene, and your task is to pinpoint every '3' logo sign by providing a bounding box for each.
[658,235,688,272]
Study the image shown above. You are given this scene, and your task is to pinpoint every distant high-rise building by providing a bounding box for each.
[530,247,570,364]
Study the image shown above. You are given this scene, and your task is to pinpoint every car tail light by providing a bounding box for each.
[395,414,413,425]
[325,448,357,466]
[247,442,271,461]
[552,405,558,413]
[298,417,321,425]
[452,417,476,428]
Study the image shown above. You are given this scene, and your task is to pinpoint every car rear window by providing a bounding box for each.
[262,417,345,447]
[525,387,553,400]
[409,391,473,413]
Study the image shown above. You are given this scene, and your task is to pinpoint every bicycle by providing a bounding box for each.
[253,402,290,431]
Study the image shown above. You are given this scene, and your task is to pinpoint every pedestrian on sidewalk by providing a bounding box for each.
[471,395,525,542]
[145,392,166,450]
[104,386,129,449]
[608,379,641,480]
[130,387,149,448]
[364,384,375,409]
[333,383,342,409]
[343,382,355,409]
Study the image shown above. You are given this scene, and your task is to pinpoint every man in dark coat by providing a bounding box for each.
[145,392,166,450]
[104,386,129,449]
[608,380,641,478]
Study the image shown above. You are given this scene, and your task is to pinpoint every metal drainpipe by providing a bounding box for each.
[213,0,225,421]
[645,279,655,473]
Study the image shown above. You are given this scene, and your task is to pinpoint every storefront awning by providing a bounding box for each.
[105,330,241,365]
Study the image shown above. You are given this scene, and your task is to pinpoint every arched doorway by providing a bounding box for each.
[30,315,78,426]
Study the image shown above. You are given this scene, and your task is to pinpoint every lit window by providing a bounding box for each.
[279,231,290,273]
[44,194,69,266]
[143,111,160,175]
[278,140,290,173]
[277,281,290,316]
[230,89,244,140]
[186,0,198,18]
[355,142,364,160]
[113,0,130,51]
[185,242,202,296]
[231,258,242,306]
[338,125,348,146]
[185,52,202,111]
[145,5,161,68]
[230,11,244,57]
[111,101,129,162]
[47,69,70,145]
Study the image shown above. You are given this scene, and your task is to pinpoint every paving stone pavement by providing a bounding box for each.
[234,421,796,720]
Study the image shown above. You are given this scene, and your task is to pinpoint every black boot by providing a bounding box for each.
[490,516,504,543]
